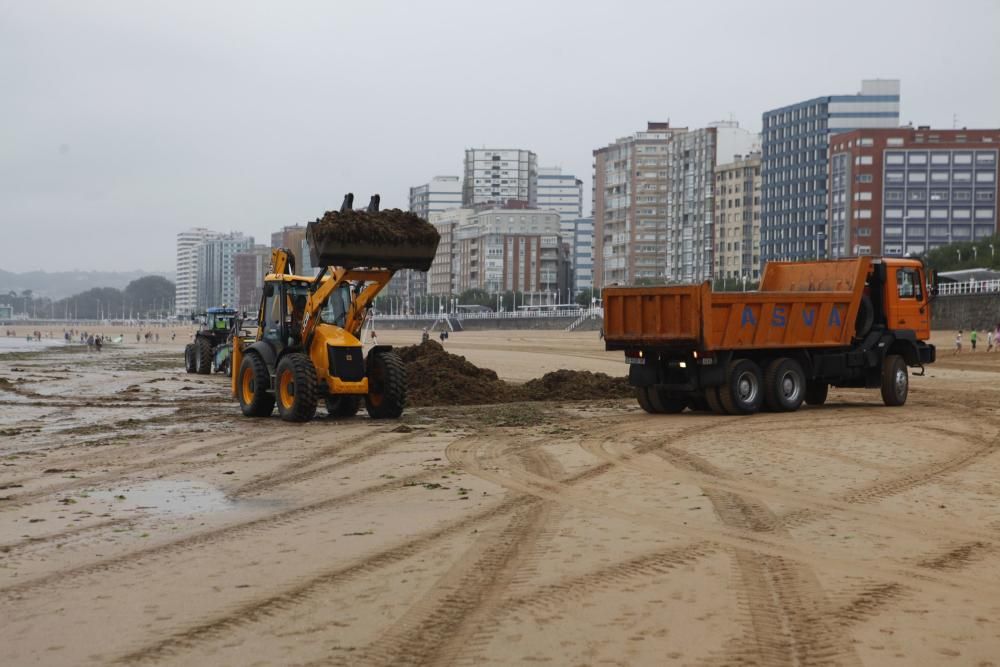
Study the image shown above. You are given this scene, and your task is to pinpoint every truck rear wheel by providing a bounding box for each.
[326,395,360,418]
[237,352,275,417]
[275,353,319,422]
[184,344,196,373]
[718,359,763,415]
[804,380,828,406]
[703,387,727,415]
[195,338,212,375]
[647,386,686,414]
[636,386,657,414]
[366,351,406,419]
[880,354,908,407]
[764,358,805,412]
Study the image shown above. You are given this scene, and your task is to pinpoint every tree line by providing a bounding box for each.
[0,276,175,320]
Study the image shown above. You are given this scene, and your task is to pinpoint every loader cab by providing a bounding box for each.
[259,279,311,351]
[881,259,931,340]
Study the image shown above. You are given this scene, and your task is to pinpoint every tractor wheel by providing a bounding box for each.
[326,395,360,418]
[275,353,319,422]
[365,351,406,419]
[804,380,829,406]
[703,386,728,415]
[636,386,656,414]
[237,352,275,417]
[647,386,687,414]
[880,354,908,407]
[195,338,212,375]
[718,359,764,415]
[763,358,805,412]
[184,344,196,373]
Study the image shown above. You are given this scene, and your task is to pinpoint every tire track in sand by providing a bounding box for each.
[348,443,565,667]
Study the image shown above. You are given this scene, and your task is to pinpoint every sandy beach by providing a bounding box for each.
[2,328,999,666]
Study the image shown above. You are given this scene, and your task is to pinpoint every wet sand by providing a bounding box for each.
[2,329,999,666]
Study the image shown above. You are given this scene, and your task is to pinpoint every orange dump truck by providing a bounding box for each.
[603,257,936,415]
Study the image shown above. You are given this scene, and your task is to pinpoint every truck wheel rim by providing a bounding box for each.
[279,370,295,408]
[895,369,907,396]
[737,372,758,403]
[241,367,255,404]
[781,372,800,401]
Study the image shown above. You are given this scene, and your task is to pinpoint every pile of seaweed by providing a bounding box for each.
[307,208,440,247]
[396,340,632,407]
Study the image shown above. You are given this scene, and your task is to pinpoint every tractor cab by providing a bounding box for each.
[206,307,238,334]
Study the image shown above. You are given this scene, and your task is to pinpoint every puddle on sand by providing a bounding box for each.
[92,480,235,516]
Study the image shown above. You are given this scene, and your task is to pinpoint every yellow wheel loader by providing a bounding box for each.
[231,194,440,422]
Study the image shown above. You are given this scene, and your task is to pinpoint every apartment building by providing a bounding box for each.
[761,79,901,264]
[714,153,763,282]
[409,176,463,221]
[196,233,254,311]
[175,228,222,315]
[463,148,537,207]
[829,128,1000,257]
[593,122,687,288]
[233,245,273,311]
[537,167,584,220]
[427,208,476,296]
[560,217,594,296]
[665,122,758,283]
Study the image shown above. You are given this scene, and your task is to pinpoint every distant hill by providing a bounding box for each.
[0,269,176,301]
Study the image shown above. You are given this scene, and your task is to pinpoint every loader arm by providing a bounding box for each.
[300,266,395,343]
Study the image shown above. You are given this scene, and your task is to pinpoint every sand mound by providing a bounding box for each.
[396,340,631,407]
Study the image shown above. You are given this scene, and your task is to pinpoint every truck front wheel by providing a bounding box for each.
[880,354,908,407]
[718,359,764,415]
[763,358,805,412]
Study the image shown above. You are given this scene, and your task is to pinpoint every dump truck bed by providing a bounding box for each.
[604,257,871,352]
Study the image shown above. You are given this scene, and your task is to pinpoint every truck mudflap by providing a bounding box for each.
[628,355,727,391]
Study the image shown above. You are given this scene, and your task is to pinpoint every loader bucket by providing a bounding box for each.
[306,197,440,271]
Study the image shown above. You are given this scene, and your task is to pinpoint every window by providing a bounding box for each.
[976,191,995,202]
[857,173,873,183]
[930,190,949,202]
[886,172,904,183]
[909,153,927,165]
[886,154,904,165]
[854,209,872,219]
[930,208,949,219]
[931,153,950,165]
[887,138,904,147]
[885,208,903,219]
[906,208,926,220]
[929,225,950,237]
[954,190,972,202]
[954,172,972,183]
[909,172,927,183]
[931,172,949,182]
[856,156,873,166]
[954,153,973,165]
[976,208,995,219]
[854,191,873,201]
[976,152,997,164]
[976,172,995,183]
[908,190,926,201]
[857,227,872,237]
[897,269,922,300]
[953,209,971,219]
[885,225,903,237]
[859,137,874,147]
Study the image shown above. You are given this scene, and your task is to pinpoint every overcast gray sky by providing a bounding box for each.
[2,0,998,273]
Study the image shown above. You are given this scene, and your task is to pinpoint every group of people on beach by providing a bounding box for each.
[954,324,1000,354]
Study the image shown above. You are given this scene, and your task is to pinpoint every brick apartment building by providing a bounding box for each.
[829,128,1000,257]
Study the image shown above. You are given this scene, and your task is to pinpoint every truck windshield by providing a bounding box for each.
[320,285,352,328]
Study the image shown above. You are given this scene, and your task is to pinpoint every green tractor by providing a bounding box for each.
[185,307,239,375]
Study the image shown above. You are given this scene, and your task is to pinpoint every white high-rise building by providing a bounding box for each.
[175,228,222,315]
[196,233,254,311]
[409,176,463,221]
[537,167,583,220]
[560,217,594,296]
[463,148,537,207]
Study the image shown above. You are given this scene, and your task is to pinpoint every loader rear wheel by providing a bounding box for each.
[326,395,360,418]
[238,353,275,417]
[763,358,805,412]
[275,353,318,422]
[366,351,406,419]
[719,359,763,415]
[804,380,828,406]
[184,344,196,373]
[880,354,908,407]
[647,386,687,414]
[195,338,212,375]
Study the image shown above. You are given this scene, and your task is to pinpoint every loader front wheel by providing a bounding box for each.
[238,353,275,417]
[366,351,406,419]
[184,344,196,373]
[195,338,212,375]
[326,395,360,419]
[880,354,908,407]
[275,353,319,422]
[718,359,763,415]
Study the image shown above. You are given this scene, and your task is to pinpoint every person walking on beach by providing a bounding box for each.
[421,328,429,343]
[95,335,103,352]
[988,329,994,353]
[955,330,963,355]
[971,329,978,352]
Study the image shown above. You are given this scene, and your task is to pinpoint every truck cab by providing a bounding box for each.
[880,259,930,340]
